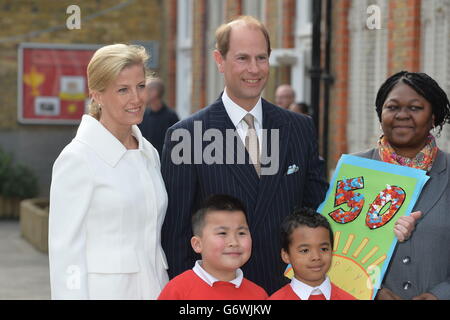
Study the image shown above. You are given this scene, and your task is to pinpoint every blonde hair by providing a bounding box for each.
[215,16,271,58]
[87,44,149,120]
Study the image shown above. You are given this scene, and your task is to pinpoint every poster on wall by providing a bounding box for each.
[18,43,102,125]
[285,154,429,300]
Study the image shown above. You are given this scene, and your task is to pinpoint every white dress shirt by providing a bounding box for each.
[222,88,263,154]
[290,276,332,300]
[193,260,244,288]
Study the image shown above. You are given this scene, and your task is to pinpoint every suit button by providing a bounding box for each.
[403,281,412,290]
[402,256,411,264]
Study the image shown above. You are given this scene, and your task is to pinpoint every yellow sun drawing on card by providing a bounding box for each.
[328,231,386,300]
[284,231,386,300]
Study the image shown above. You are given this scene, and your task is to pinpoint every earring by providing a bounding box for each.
[432,125,441,138]
[430,124,437,136]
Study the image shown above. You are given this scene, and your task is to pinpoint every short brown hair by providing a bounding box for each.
[215,15,271,58]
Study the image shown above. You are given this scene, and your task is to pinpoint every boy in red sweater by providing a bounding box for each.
[158,194,268,300]
[269,208,356,300]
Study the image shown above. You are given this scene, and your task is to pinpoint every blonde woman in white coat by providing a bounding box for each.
[49,44,169,299]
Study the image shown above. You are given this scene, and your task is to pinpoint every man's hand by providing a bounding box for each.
[375,288,403,300]
[394,211,422,242]
[412,293,438,300]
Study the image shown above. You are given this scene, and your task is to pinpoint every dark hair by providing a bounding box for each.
[295,102,309,114]
[192,194,248,236]
[281,207,333,252]
[298,103,309,114]
[375,71,450,132]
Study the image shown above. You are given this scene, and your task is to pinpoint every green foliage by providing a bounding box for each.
[0,147,39,199]
[0,148,12,184]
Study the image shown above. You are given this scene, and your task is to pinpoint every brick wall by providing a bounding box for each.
[225,0,242,21]
[191,0,207,112]
[0,0,162,128]
[282,0,296,49]
[189,1,296,109]
[329,0,351,170]
[161,0,177,108]
[388,0,421,73]
[0,0,162,196]
[264,0,292,103]
[328,0,423,171]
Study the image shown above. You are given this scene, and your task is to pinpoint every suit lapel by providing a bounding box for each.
[253,100,290,227]
[414,150,448,214]
[205,97,290,219]
[206,97,260,203]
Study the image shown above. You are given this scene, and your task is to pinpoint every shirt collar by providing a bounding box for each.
[75,114,146,167]
[192,260,244,288]
[290,276,331,300]
[222,88,263,128]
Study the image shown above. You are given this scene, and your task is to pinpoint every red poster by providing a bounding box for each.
[18,43,102,124]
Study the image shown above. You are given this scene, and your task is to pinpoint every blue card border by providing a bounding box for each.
[317,154,430,299]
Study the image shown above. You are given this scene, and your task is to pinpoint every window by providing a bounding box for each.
[421,0,450,152]
[176,0,193,119]
[206,0,225,103]
[347,0,388,153]
[243,0,266,21]
[293,0,313,104]
[297,0,312,36]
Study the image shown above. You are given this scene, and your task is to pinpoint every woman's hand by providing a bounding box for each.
[375,288,403,300]
[412,293,438,300]
[394,211,422,242]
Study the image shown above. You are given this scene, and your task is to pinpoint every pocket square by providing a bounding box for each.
[287,164,299,175]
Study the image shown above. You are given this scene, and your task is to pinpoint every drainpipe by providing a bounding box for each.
[323,0,334,176]
[310,0,322,141]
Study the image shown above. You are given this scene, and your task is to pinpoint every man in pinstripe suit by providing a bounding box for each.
[161,16,328,294]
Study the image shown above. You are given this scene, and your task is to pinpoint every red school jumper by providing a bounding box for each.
[158,270,268,300]
[268,283,357,300]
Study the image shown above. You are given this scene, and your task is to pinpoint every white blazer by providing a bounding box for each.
[49,115,169,299]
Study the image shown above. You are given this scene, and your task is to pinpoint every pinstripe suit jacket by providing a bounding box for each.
[355,148,450,299]
[161,96,328,294]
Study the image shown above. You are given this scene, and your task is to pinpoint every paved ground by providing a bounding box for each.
[0,220,50,300]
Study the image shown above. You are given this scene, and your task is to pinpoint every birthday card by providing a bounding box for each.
[285,154,429,300]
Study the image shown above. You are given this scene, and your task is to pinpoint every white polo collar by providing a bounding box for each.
[74,114,147,167]
[222,88,263,129]
[193,260,244,288]
[290,276,332,300]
